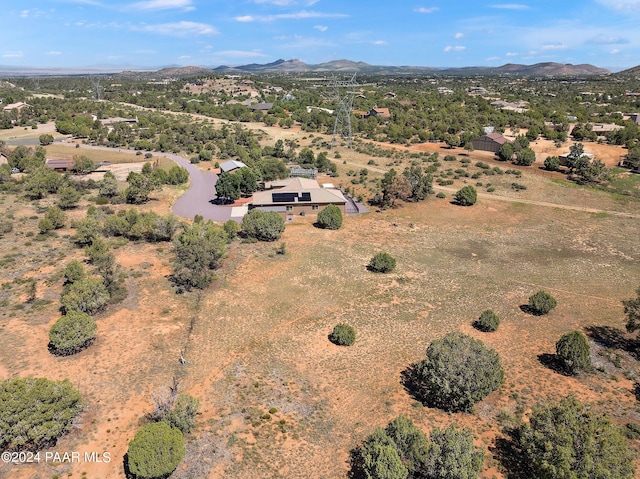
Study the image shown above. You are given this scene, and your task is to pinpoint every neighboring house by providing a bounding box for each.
[249,177,346,221]
[0,153,8,165]
[490,100,528,113]
[219,160,247,173]
[590,123,624,134]
[289,167,318,179]
[366,107,391,119]
[46,158,74,171]
[629,113,640,125]
[471,133,508,153]
[248,102,274,111]
[2,102,29,111]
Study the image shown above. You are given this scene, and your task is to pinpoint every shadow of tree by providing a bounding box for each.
[519,304,543,316]
[585,325,638,358]
[490,428,533,479]
[537,353,571,376]
[633,383,640,402]
[400,362,430,406]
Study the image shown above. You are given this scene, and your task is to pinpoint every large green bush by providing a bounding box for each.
[172,221,227,290]
[127,422,185,479]
[329,323,356,346]
[473,310,500,332]
[0,378,83,451]
[368,252,396,273]
[417,332,504,412]
[241,209,285,242]
[528,290,557,315]
[454,185,477,206]
[515,395,634,479]
[316,204,343,230]
[61,277,109,314]
[352,416,484,479]
[48,311,97,356]
[556,331,592,374]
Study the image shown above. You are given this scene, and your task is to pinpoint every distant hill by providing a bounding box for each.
[0,59,611,78]
[614,64,640,78]
[211,59,609,76]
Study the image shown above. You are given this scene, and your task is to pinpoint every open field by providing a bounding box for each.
[1,163,639,478]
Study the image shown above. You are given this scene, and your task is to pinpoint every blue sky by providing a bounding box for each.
[3,1,640,70]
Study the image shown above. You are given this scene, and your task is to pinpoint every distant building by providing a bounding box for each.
[366,107,391,119]
[250,177,346,221]
[2,102,29,111]
[219,160,247,173]
[471,133,508,153]
[45,158,74,172]
[247,102,273,111]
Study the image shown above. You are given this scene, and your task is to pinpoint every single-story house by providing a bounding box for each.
[471,133,508,153]
[46,158,74,171]
[366,107,391,119]
[2,102,29,111]
[249,177,346,221]
[248,102,274,111]
[558,152,594,167]
[220,160,247,173]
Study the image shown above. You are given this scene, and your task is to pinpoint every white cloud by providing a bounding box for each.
[414,6,439,13]
[541,43,568,51]
[610,48,621,54]
[587,34,630,45]
[215,50,268,58]
[455,32,464,39]
[486,56,500,61]
[234,10,347,21]
[20,10,30,17]
[46,51,63,55]
[253,0,321,4]
[444,45,466,52]
[126,0,194,11]
[372,40,388,46]
[3,51,24,58]
[314,25,328,32]
[178,55,191,59]
[134,21,218,36]
[595,0,640,11]
[489,3,530,9]
[506,51,518,56]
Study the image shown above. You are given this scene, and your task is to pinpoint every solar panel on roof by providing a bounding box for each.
[299,192,311,202]
[272,192,298,203]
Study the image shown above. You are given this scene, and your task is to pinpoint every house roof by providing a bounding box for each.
[248,102,273,111]
[2,102,29,111]
[370,107,391,117]
[45,158,74,169]
[478,133,508,145]
[265,177,319,189]
[251,177,346,207]
[220,160,247,172]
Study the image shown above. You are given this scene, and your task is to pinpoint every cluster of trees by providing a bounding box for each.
[124,162,188,204]
[0,378,83,451]
[379,165,433,208]
[351,416,484,479]
[127,383,200,479]
[215,168,258,202]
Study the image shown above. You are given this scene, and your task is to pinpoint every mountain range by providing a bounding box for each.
[0,59,625,78]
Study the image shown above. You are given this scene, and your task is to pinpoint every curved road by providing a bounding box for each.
[50,143,239,222]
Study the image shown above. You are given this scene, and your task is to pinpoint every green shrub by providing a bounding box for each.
[163,393,200,434]
[528,290,557,315]
[515,395,634,479]
[61,277,109,314]
[223,219,240,241]
[316,204,343,230]
[241,209,285,242]
[0,378,83,451]
[330,323,356,346]
[417,332,504,412]
[544,156,561,171]
[48,311,97,356]
[473,309,500,332]
[368,252,396,273]
[127,422,185,479]
[436,192,446,198]
[556,331,592,374]
[454,185,477,206]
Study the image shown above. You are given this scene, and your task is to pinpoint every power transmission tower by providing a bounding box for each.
[330,74,360,149]
[90,76,102,100]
